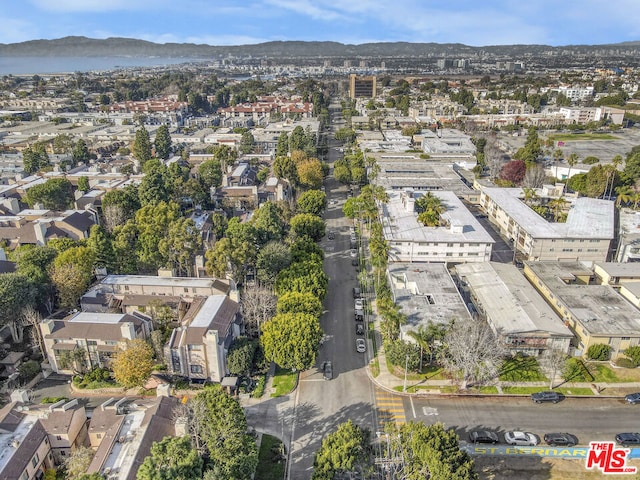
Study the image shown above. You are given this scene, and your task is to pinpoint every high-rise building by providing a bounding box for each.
[349,74,377,99]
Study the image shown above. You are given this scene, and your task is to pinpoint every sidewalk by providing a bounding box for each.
[367,334,640,399]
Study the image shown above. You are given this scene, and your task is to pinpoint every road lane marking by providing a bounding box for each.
[374,388,406,425]
[409,396,416,418]
[422,406,439,416]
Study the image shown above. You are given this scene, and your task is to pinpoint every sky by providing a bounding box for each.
[0,0,639,48]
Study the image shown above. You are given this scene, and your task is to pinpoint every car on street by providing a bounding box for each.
[356,338,366,353]
[356,323,364,335]
[329,199,336,205]
[355,309,364,321]
[504,431,539,446]
[469,430,499,444]
[350,249,358,258]
[353,287,361,298]
[327,230,335,240]
[355,298,363,309]
[543,433,578,447]
[352,258,359,267]
[531,391,563,403]
[322,361,333,380]
[616,433,640,447]
[625,392,640,404]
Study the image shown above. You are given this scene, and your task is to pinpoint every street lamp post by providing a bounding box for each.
[403,354,409,393]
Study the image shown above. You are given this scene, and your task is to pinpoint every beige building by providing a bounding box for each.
[456,262,572,356]
[349,74,376,99]
[480,187,614,262]
[524,262,640,358]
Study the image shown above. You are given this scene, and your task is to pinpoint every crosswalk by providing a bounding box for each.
[374,388,406,426]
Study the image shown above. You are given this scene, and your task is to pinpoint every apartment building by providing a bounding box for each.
[381,190,494,263]
[456,262,572,356]
[524,262,640,358]
[480,187,614,262]
[349,74,377,99]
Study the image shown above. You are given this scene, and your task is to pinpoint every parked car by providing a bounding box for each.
[322,361,333,380]
[352,258,359,267]
[350,248,358,258]
[625,392,640,404]
[469,430,499,444]
[531,391,563,404]
[356,338,366,353]
[353,287,361,298]
[616,433,640,447]
[543,433,578,447]
[355,298,364,309]
[327,230,335,240]
[355,309,364,321]
[504,431,539,446]
[356,323,364,335]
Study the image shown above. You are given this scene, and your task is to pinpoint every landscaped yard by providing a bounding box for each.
[255,434,285,480]
[387,361,450,381]
[547,133,620,142]
[499,355,548,382]
[271,367,298,397]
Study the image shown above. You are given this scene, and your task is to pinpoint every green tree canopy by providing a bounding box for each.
[289,213,325,242]
[312,421,371,480]
[153,124,172,160]
[87,224,115,272]
[137,436,203,480]
[297,190,327,216]
[255,241,292,285]
[198,159,223,190]
[133,126,153,165]
[72,139,90,165]
[275,260,328,300]
[251,201,285,245]
[226,337,257,377]
[22,142,50,174]
[135,201,180,271]
[260,312,323,371]
[112,339,154,388]
[276,291,323,318]
[102,185,140,232]
[24,178,74,210]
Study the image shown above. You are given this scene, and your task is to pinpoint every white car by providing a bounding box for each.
[350,249,358,258]
[356,338,366,353]
[355,298,363,310]
[504,431,538,446]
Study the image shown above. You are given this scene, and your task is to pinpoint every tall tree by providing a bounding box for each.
[132,126,153,165]
[289,213,325,241]
[241,286,277,338]
[240,131,255,154]
[137,436,203,480]
[22,142,50,175]
[185,385,258,479]
[101,185,140,233]
[87,225,115,272]
[24,178,74,210]
[135,201,180,272]
[297,158,324,190]
[276,131,289,157]
[72,139,90,165]
[139,160,169,206]
[77,175,90,193]
[260,312,323,371]
[255,241,291,286]
[112,339,154,388]
[297,190,327,216]
[158,218,201,276]
[198,158,223,191]
[251,201,285,245]
[312,421,371,480]
[112,220,140,274]
[0,273,37,342]
[154,124,172,160]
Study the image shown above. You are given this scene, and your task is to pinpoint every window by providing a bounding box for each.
[61,450,66,456]
[32,452,39,468]
[190,364,203,374]
[184,287,189,293]
[97,433,102,439]
[622,337,630,340]
[56,435,62,440]
[188,344,202,351]
[447,243,453,247]
[446,253,452,257]
[124,285,129,291]
[21,472,28,480]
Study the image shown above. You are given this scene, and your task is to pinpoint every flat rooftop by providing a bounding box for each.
[381,190,495,244]
[594,262,640,278]
[101,275,221,288]
[482,187,614,239]
[526,262,640,337]
[456,262,571,337]
[387,263,471,336]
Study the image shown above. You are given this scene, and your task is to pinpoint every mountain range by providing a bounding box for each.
[0,36,639,59]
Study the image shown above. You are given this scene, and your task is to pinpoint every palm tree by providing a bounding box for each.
[616,186,634,208]
[406,326,431,372]
[606,155,623,199]
[548,197,569,222]
[522,187,539,206]
[565,153,579,190]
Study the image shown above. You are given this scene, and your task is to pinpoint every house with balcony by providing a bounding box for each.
[40,311,153,374]
[456,262,573,356]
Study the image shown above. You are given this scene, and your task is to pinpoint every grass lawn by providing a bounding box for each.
[393,385,459,394]
[255,434,286,480]
[270,367,298,397]
[555,387,594,396]
[370,357,380,378]
[387,362,449,381]
[502,386,551,394]
[547,133,619,142]
[499,355,548,382]
[589,362,640,383]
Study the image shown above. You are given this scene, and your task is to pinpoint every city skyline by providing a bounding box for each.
[1,0,639,48]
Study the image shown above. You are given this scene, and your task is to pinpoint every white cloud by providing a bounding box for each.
[138,33,271,46]
[28,0,168,12]
[264,0,346,21]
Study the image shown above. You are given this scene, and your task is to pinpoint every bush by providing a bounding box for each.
[41,396,69,404]
[72,367,116,389]
[18,360,41,382]
[615,357,637,369]
[384,339,421,372]
[582,156,599,165]
[252,374,266,398]
[587,344,612,361]
[624,346,640,366]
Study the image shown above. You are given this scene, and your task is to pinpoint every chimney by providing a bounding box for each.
[34,221,47,246]
[120,321,136,340]
[40,318,55,335]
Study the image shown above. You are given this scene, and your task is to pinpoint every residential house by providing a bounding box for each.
[40,311,153,374]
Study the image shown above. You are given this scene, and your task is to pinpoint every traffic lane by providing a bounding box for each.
[407,395,639,441]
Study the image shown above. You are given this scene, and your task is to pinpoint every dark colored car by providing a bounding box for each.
[327,231,335,240]
[352,258,359,267]
[469,430,499,444]
[322,361,333,380]
[544,433,578,447]
[353,287,361,298]
[356,323,364,335]
[625,392,640,404]
[531,391,563,404]
[616,433,640,447]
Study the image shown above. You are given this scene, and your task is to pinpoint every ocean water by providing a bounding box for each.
[0,56,202,75]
